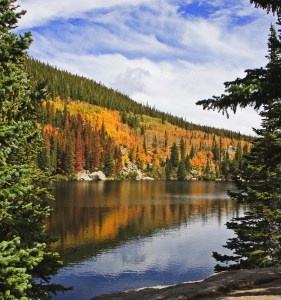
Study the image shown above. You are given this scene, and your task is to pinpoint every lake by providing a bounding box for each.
[48,181,242,299]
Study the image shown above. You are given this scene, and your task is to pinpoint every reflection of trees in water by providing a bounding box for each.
[46,181,242,264]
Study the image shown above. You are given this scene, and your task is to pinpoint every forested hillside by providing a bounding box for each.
[25,58,250,141]
[38,97,250,180]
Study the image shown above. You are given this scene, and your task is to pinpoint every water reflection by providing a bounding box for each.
[47,181,239,266]
[47,181,245,299]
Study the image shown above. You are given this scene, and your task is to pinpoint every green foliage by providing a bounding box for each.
[250,0,281,14]
[121,111,140,129]
[24,58,251,141]
[203,159,212,180]
[170,143,179,168]
[165,158,173,180]
[177,161,187,180]
[104,152,115,177]
[0,238,45,300]
[179,137,186,160]
[184,155,191,174]
[0,1,64,298]
[62,140,74,175]
[198,23,281,271]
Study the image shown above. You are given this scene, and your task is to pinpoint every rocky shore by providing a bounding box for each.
[76,162,155,181]
[93,267,281,300]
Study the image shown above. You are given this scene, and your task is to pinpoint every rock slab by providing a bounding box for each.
[93,267,281,300]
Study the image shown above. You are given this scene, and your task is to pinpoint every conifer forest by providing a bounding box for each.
[26,59,250,181]
[0,0,281,299]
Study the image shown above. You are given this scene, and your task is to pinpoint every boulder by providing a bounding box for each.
[89,171,107,181]
[77,172,92,181]
[142,177,154,181]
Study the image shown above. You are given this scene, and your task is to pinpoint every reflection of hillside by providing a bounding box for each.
[47,181,240,264]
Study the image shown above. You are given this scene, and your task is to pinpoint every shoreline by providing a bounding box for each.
[92,267,281,299]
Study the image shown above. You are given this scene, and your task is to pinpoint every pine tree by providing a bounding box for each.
[189,144,195,159]
[198,23,281,270]
[177,160,187,180]
[152,135,158,154]
[203,158,211,180]
[221,151,230,180]
[62,138,74,175]
[104,151,115,177]
[235,141,243,169]
[0,1,64,298]
[170,142,179,168]
[212,137,220,161]
[164,130,168,150]
[250,0,281,14]
[179,137,186,161]
[165,158,173,180]
[185,154,191,174]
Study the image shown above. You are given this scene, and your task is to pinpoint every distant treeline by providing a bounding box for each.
[24,58,251,141]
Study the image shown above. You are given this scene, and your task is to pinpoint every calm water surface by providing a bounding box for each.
[48,181,242,299]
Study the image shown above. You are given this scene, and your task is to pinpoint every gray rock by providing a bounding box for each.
[89,171,107,181]
[142,177,154,181]
[93,267,281,300]
[77,172,92,181]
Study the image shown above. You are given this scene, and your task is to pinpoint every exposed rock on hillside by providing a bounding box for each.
[93,267,281,300]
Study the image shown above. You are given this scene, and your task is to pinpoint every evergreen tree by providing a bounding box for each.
[152,135,158,154]
[49,133,58,173]
[164,130,168,150]
[250,0,281,14]
[212,137,220,161]
[0,1,64,298]
[165,158,173,180]
[179,137,186,161]
[170,142,179,168]
[143,136,147,155]
[104,151,115,177]
[221,151,230,180]
[37,145,51,172]
[177,160,187,180]
[189,144,195,159]
[62,139,74,175]
[197,23,281,270]
[235,141,243,169]
[203,158,212,180]
[184,154,191,174]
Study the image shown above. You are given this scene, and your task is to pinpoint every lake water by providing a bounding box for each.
[48,181,242,299]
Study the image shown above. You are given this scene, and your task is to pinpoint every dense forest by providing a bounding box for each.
[1,0,280,299]
[37,97,250,180]
[24,58,251,141]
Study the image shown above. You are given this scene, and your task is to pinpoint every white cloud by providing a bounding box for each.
[19,0,276,134]
[62,210,236,277]
[17,0,151,29]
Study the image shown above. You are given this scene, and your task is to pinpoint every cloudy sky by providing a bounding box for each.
[17,0,275,135]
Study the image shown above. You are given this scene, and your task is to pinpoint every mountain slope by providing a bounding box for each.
[25,58,250,141]
[39,97,249,180]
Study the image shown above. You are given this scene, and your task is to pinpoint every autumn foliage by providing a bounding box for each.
[39,97,250,180]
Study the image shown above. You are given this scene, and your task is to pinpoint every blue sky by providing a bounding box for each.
[17,0,275,134]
